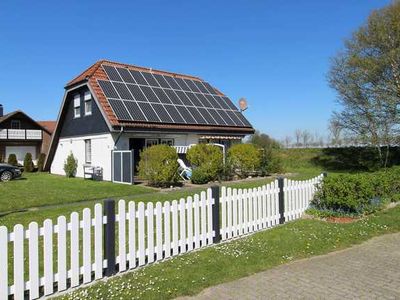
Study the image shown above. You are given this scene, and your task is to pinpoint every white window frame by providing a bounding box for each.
[145,139,159,148]
[10,120,21,129]
[84,91,92,116]
[85,139,92,164]
[160,138,174,146]
[74,94,81,118]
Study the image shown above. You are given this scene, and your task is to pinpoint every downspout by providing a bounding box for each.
[114,127,124,149]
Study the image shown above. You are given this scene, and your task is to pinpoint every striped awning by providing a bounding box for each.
[199,135,243,140]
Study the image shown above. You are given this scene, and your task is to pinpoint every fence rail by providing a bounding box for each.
[0,174,325,299]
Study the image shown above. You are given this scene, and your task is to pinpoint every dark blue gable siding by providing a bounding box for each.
[59,86,109,138]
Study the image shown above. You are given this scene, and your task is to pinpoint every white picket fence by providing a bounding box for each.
[0,174,324,299]
[283,175,324,221]
[219,175,324,241]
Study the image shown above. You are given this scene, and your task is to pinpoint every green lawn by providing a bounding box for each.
[55,205,400,300]
[0,173,154,213]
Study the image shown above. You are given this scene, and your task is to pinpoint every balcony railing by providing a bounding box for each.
[0,129,42,140]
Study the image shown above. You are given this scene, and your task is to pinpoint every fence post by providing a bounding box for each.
[211,186,221,243]
[104,199,116,276]
[278,177,285,224]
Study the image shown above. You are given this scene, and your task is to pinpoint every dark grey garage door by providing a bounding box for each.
[112,150,134,184]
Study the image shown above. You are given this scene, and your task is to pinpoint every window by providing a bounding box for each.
[146,139,159,148]
[160,138,174,146]
[85,139,91,164]
[74,94,81,118]
[84,91,92,116]
[10,120,21,129]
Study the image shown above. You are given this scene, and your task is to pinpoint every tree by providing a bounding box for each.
[328,119,343,145]
[284,135,292,148]
[249,131,280,149]
[64,152,78,178]
[23,153,34,172]
[301,130,311,147]
[295,129,302,146]
[328,2,400,167]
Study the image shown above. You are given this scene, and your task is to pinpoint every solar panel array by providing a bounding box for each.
[97,64,252,127]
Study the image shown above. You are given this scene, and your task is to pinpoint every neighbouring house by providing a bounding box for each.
[0,105,55,164]
[45,60,254,183]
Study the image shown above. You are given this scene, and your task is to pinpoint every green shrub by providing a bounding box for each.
[37,153,46,172]
[312,167,400,215]
[138,145,179,187]
[187,144,223,182]
[23,153,34,172]
[228,144,261,178]
[264,148,284,174]
[64,152,78,178]
[7,154,18,166]
[191,168,212,184]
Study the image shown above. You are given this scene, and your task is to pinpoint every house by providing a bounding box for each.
[45,60,254,183]
[0,105,55,164]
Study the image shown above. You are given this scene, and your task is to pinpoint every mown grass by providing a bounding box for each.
[0,173,154,213]
[55,206,400,300]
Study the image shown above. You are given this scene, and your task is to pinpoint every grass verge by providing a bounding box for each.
[55,206,400,300]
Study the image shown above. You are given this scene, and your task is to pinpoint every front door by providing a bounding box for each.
[129,138,145,174]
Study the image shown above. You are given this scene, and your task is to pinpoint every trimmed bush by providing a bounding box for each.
[64,152,78,178]
[138,144,179,187]
[37,153,46,172]
[23,153,34,172]
[227,143,261,178]
[312,167,400,215]
[187,144,223,182]
[7,154,18,166]
[191,168,212,184]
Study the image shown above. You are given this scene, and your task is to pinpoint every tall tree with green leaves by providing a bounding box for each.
[328,1,400,167]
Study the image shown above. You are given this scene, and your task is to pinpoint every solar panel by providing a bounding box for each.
[137,102,160,122]
[126,84,148,102]
[113,82,134,100]
[116,68,135,84]
[103,65,123,82]
[164,89,183,105]
[99,64,252,127]
[140,86,161,103]
[98,80,120,98]
[151,103,173,123]
[129,70,147,85]
[108,99,131,120]
[141,72,159,87]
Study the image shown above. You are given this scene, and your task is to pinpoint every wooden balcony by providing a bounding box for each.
[0,129,42,140]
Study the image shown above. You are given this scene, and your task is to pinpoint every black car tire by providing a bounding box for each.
[0,171,12,182]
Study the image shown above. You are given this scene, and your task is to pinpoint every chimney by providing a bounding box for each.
[0,104,3,117]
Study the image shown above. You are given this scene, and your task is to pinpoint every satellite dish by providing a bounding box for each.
[238,98,248,112]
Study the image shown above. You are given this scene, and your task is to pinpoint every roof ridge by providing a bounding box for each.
[100,59,203,81]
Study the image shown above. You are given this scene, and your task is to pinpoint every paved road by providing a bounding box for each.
[178,233,400,300]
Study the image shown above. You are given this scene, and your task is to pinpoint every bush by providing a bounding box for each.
[187,144,223,182]
[64,152,78,178]
[312,167,400,215]
[7,154,18,166]
[228,144,261,178]
[138,145,179,187]
[23,153,34,172]
[191,168,212,184]
[37,153,46,172]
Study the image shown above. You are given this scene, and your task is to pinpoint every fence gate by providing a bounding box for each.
[112,150,134,184]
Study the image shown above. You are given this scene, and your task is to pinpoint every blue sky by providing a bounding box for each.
[0,0,390,140]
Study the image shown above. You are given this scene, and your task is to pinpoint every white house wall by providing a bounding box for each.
[114,133,199,150]
[50,133,114,180]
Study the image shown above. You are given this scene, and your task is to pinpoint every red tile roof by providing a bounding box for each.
[65,60,253,134]
[37,121,56,134]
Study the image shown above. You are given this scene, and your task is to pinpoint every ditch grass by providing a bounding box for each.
[54,206,400,300]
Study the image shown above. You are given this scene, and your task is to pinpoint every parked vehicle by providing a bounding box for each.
[0,163,23,182]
